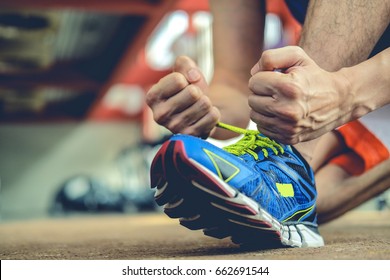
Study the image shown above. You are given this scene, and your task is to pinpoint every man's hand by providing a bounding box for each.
[248,46,351,144]
[146,56,220,138]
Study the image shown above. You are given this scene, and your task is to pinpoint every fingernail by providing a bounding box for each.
[250,64,260,75]
[187,69,201,82]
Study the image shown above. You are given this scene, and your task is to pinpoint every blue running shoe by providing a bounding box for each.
[150,122,324,248]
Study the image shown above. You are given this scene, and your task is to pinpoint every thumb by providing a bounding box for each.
[173,56,208,93]
[251,46,311,75]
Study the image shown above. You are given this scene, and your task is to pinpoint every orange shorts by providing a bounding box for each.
[330,120,389,175]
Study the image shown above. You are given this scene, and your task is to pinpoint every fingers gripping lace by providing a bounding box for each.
[216,122,284,160]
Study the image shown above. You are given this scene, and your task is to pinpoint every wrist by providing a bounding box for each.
[335,67,374,120]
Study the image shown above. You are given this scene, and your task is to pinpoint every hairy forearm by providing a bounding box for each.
[300,0,390,71]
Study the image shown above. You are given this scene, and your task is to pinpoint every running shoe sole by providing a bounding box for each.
[150,139,324,248]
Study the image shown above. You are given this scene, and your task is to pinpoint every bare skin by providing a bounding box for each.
[146,0,264,139]
[310,130,388,223]
[300,0,390,70]
[316,159,390,224]
[145,0,390,222]
[249,0,390,165]
[249,47,390,147]
[248,0,390,222]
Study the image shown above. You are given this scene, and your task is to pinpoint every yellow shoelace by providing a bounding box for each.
[216,122,284,160]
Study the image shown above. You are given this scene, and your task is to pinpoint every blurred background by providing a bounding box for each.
[0,0,388,222]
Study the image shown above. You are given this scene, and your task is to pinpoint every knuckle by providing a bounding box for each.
[260,50,273,68]
[170,72,188,88]
[284,138,298,145]
[287,129,301,143]
[255,122,265,131]
[249,110,261,123]
[280,80,303,99]
[248,78,254,90]
[249,108,257,117]
[168,119,185,133]
[182,126,197,136]
[183,124,209,137]
[145,85,158,106]
[289,135,300,145]
[292,46,305,57]
[209,107,221,122]
[292,125,302,135]
[287,127,300,138]
[197,96,211,111]
[248,77,257,91]
[153,107,170,124]
[174,55,187,67]
[281,125,297,138]
[277,105,301,122]
[186,84,201,101]
[145,94,153,107]
[277,132,297,145]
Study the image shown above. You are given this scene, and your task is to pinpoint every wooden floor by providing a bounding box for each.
[1,211,390,260]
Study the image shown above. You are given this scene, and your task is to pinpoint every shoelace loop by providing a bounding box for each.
[216,122,284,160]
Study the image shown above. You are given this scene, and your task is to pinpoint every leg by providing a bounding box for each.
[316,158,390,224]
[311,120,390,223]
[309,131,346,172]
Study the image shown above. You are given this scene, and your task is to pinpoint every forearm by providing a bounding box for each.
[300,0,390,71]
[338,47,390,119]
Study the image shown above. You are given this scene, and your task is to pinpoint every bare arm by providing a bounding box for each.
[248,0,390,144]
[248,45,390,144]
[209,0,266,139]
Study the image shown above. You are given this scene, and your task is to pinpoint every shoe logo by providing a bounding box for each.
[203,149,240,183]
[276,183,294,197]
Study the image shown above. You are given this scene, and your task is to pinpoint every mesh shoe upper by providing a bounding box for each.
[169,123,318,225]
